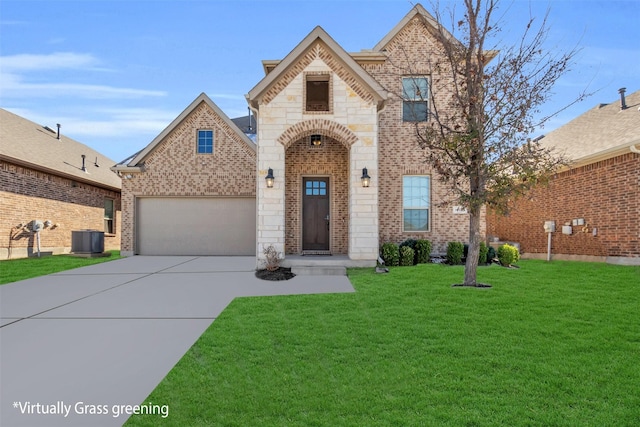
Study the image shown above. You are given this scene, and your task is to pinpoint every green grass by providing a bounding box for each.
[126,260,640,426]
[0,251,121,284]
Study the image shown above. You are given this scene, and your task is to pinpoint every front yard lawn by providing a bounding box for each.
[126,260,640,426]
[0,251,121,285]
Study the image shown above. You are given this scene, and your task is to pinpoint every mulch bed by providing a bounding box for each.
[255,267,296,281]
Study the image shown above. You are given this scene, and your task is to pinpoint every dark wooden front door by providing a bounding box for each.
[302,178,330,251]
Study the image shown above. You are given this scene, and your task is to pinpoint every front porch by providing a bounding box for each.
[282,254,376,276]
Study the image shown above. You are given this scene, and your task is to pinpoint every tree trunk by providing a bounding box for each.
[464,208,481,286]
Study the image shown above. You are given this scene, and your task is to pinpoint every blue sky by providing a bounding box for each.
[1,0,639,163]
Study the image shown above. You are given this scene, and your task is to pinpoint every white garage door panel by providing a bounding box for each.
[137,198,255,255]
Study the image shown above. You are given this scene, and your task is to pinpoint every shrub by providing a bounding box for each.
[446,242,464,265]
[497,243,520,267]
[399,246,415,266]
[478,241,489,265]
[415,239,432,264]
[399,239,418,265]
[380,243,399,267]
[487,246,497,262]
[263,245,281,271]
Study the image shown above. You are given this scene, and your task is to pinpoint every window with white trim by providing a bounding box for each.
[403,175,430,232]
[104,198,115,234]
[402,77,429,122]
[197,130,213,154]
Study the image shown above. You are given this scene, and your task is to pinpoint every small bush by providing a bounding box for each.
[399,246,415,266]
[415,239,432,264]
[478,241,489,265]
[263,245,281,271]
[380,243,399,267]
[487,246,497,262]
[446,242,464,265]
[497,243,520,266]
[399,239,418,265]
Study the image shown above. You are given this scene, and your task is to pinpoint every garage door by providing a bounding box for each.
[136,197,256,255]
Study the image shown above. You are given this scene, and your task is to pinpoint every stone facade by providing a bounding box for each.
[1,160,121,259]
[119,100,256,255]
[254,49,380,264]
[487,153,640,264]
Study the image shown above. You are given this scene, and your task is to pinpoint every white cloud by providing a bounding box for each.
[1,52,99,71]
[0,51,166,99]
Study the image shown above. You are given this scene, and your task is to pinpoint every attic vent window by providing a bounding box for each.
[305,73,331,113]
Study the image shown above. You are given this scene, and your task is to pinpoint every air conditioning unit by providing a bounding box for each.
[71,230,105,253]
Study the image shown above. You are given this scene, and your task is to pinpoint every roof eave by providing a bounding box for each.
[1,154,121,192]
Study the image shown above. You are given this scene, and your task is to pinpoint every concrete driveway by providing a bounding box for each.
[0,256,354,427]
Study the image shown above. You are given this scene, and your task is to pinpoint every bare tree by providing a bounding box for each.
[408,0,587,286]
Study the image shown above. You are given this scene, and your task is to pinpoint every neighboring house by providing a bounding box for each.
[114,4,478,263]
[0,109,122,259]
[487,89,640,265]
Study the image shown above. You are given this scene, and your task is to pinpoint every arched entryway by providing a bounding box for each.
[280,121,355,255]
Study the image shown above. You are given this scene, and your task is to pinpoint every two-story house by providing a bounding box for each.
[113,4,477,266]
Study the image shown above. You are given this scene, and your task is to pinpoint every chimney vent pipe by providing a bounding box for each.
[56,123,61,139]
[81,154,87,172]
[618,88,627,110]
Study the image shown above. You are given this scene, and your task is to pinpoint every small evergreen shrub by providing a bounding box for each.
[415,239,432,264]
[487,246,497,262]
[497,243,520,266]
[446,242,464,265]
[399,246,415,266]
[399,239,418,265]
[478,241,489,265]
[380,243,400,267]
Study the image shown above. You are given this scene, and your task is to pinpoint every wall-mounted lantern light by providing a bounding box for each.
[265,168,275,188]
[361,167,371,188]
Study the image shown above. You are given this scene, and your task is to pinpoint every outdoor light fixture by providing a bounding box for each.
[310,134,323,146]
[265,168,275,188]
[361,167,371,188]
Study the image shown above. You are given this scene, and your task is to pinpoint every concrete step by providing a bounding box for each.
[291,266,347,276]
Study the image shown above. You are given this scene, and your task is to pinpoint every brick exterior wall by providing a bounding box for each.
[1,160,121,259]
[285,136,349,254]
[120,101,256,254]
[362,16,480,254]
[486,153,640,262]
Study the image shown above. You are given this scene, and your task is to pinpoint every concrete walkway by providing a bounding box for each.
[0,256,355,426]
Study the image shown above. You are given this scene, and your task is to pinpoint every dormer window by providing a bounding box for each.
[305,73,331,113]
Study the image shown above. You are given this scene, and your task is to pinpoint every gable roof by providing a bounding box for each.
[373,3,460,52]
[540,89,640,165]
[0,108,121,191]
[247,26,387,110]
[114,93,255,171]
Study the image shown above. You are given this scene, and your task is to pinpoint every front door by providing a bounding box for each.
[302,178,330,251]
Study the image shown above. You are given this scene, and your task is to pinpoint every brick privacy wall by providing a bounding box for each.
[1,160,121,258]
[285,136,349,254]
[120,101,256,253]
[486,153,640,258]
[362,16,479,254]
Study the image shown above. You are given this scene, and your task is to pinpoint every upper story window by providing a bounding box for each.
[104,198,115,234]
[305,73,331,113]
[197,130,214,154]
[402,77,429,122]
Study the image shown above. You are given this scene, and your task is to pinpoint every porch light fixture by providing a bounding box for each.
[361,167,371,188]
[265,168,275,188]
[310,134,323,146]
